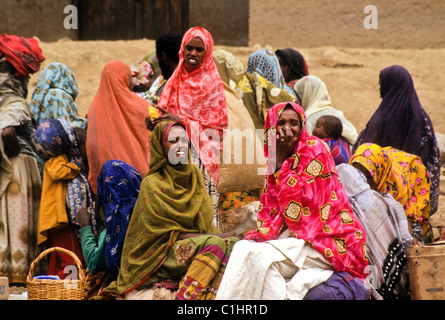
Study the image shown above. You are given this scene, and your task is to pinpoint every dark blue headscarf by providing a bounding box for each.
[97,160,142,277]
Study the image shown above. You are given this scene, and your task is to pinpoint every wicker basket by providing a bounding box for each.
[26,247,86,300]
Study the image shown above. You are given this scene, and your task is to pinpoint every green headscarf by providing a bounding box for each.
[103,121,219,296]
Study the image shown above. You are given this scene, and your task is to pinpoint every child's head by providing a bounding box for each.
[312,115,343,139]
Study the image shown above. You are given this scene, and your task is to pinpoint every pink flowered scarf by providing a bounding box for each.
[245,102,369,279]
[157,27,227,186]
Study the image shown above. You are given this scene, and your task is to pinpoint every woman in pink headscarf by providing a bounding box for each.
[146,27,227,227]
[216,102,370,300]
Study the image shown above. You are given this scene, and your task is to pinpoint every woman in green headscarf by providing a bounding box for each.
[103,121,239,300]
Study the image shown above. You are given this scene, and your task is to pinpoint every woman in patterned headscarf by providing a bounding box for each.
[76,159,142,279]
[32,119,97,279]
[0,34,44,283]
[30,62,87,178]
[350,143,431,245]
[217,102,369,300]
[30,62,86,129]
[246,48,296,98]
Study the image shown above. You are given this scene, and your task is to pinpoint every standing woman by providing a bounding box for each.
[147,27,227,228]
[30,62,87,178]
[86,60,151,195]
[0,34,45,283]
[30,62,86,129]
[353,65,440,216]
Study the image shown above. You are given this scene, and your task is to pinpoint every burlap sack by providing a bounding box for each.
[217,84,266,193]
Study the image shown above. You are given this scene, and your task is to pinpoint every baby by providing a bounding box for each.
[312,115,351,165]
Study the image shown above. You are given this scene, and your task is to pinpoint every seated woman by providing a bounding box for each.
[350,143,431,245]
[275,48,309,88]
[246,48,296,98]
[103,121,240,300]
[30,62,87,178]
[213,49,295,130]
[216,102,370,300]
[293,75,358,146]
[352,65,440,216]
[76,159,143,277]
[336,163,412,300]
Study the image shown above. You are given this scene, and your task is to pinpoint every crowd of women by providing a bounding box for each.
[0,26,441,300]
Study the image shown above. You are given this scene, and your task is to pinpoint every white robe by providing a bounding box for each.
[216,233,334,300]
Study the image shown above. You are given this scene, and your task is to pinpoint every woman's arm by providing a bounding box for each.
[76,206,106,275]
[1,126,20,158]
[145,105,183,131]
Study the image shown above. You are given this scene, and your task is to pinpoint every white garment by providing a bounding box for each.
[215,236,334,300]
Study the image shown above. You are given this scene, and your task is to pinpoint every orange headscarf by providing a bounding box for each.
[86,60,150,194]
[157,27,227,186]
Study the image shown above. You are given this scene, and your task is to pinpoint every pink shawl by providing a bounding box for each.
[157,27,227,186]
[245,102,369,279]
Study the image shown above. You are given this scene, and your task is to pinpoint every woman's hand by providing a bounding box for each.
[75,205,91,228]
[275,126,299,169]
[145,106,182,131]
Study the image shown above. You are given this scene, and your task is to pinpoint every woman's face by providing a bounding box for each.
[352,162,377,189]
[184,37,206,72]
[163,125,189,165]
[276,107,301,145]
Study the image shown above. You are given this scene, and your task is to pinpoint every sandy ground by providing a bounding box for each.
[29,39,445,136]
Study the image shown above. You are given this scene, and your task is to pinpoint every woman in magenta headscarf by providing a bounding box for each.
[217,102,369,300]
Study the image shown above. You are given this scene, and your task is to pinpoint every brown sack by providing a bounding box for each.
[217,84,267,194]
